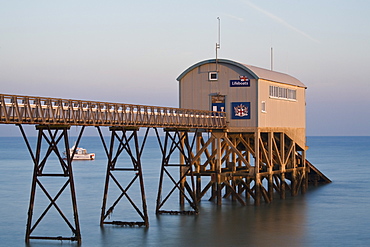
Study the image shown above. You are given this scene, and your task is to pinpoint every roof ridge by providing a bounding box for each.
[177,59,306,88]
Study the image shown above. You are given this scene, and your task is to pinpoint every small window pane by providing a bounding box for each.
[209,72,218,81]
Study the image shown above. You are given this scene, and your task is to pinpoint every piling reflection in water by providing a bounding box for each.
[175,200,306,246]
[101,197,307,247]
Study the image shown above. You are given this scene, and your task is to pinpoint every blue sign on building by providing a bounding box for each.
[231,102,250,119]
[230,76,250,87]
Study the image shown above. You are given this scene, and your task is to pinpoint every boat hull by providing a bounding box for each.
[71,154,95,160]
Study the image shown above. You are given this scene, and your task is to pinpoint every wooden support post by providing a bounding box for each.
[280,173,286,200]
[231,137,237,201]
[302,149,308,194]
[254,131,261,206]
[245,147,251,201]
[291,142,297,196]
[195,132,202,201]
[213,132,223,205]
[245,177,251,201]
[210,136,217,201]
[268,132,274,202]
[280,133,285,164]
[280,133,286,200]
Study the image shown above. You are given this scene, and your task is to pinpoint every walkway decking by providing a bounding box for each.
[0,94,227,129]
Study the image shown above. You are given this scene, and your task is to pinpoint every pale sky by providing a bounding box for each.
[1,0,370,136]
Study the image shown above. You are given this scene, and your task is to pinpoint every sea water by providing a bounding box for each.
[0,135,369,247]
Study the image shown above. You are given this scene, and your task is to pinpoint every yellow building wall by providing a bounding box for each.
[258,80,305,128]
[258,80,306,146]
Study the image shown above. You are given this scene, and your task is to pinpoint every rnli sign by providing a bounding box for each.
[230,76,250,87]
[231,102,250,119]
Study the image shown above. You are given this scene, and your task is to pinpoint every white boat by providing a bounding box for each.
[64,146,95,160]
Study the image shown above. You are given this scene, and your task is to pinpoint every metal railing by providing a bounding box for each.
[0,94,227,129]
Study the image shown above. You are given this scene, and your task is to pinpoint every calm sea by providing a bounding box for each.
[0,135,369,247]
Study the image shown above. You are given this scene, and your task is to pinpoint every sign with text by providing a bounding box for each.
[230,75,250,87]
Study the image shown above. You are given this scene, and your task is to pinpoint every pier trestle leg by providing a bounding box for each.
[154,128,199,215]
[97,126,149,227]
[19,124,82,244]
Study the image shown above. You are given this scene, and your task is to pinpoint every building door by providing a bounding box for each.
[211,95,225,112]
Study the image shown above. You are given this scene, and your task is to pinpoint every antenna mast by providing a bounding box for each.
[270,47,273,71]
[216,17,221,71]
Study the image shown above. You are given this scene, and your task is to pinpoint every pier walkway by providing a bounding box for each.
[0,93,226,129]
[0,93,329,244]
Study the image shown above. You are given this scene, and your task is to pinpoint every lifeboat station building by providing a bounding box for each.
[173,58,314,206]
[177,58,306,147]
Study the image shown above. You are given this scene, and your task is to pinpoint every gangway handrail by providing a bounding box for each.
[0,93,227,129]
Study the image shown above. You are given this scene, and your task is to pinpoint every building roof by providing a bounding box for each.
[177,59,306,88]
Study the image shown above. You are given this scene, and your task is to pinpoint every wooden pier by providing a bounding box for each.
[0,92,330,244]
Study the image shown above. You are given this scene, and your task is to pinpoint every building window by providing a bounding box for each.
[209,71,218,81]
[269,85,296,100]
[211,94,225,112]
[261,101,266,113]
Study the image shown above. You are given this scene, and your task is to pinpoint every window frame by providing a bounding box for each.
[208,71,218,81]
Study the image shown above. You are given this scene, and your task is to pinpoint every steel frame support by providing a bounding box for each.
[154,128,198,215]
[97,126,149,227]
[18,124,83,244]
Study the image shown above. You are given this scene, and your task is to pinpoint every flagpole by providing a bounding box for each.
[216,17,220,71]
[270,47,273,71]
